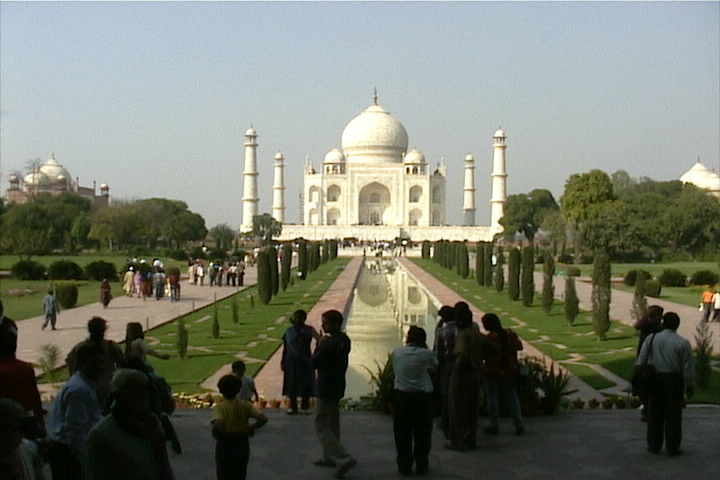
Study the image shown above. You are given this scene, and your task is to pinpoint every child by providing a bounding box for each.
[212,375,268,480]
[231,360,259,402]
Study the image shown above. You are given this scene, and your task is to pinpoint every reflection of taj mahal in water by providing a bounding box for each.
[241,94,508,242]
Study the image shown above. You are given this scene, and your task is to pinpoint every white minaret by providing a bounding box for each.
[240,127,259,234]
[490,128,508,235]
[462,153,476,226]
[271,151,285,223]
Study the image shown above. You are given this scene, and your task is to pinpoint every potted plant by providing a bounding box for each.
[588,398,600,410]
[601,397,614,409]
[613,396,627,409]
[538,361,578,415]
[364,354,395,414]
[572,398,585,410]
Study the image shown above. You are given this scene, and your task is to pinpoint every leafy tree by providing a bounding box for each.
[88,203,139,250]
[500,189,559,246]
[631,270,648,324]
[542,253,555,314]
[591,252,612,340]
[610,169,636,192]
[164,211,207,249]
[209,224,236,251]
[521,246,534,307]
[541,211,567,257]
[252,213,282,246]
[0,201,53,259]
[508,247,521,301]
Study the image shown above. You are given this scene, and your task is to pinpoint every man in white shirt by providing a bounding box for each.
[636,312,694,456]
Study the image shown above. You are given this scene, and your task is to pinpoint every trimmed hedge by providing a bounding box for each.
[10,260,47,280]
[48,260,84,280]
[55,282,79,309]
[645,279,662,297]
[84,260,118,282]
[689,270,719,286]
[659,268,687,287]
[623,269,651,287]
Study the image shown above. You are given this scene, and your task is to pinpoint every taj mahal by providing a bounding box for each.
[240,95,508,243]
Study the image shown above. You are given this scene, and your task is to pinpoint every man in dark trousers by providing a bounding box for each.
[636,312,694,456]
[311,309,357,478]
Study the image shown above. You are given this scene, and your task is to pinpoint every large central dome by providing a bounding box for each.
[341,103,408,163]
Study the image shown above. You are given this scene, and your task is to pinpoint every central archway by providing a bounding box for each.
[358,182,391,225]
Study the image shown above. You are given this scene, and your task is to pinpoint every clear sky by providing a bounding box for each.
[1,1,718,230]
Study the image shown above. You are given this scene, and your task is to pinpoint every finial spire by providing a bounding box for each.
[373,87,378,105]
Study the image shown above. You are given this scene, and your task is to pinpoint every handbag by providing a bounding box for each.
[631,333,657,396]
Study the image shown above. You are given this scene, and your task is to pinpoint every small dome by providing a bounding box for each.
[9,174,19,182]
[23,171,52,186]
[341,103,408,162]
[403,149,426,164]
[245,127,257,137]
[324,148,346,164]
[464,154,475,162]
[56,175,66,182]
[274,151,284,161]
[681,161,720,195]
[39,154,72,184]
[493,128,506,138]
[100,183,109,190]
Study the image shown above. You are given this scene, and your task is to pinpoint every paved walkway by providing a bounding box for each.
[165,406,720,480]
[14,268,257,379]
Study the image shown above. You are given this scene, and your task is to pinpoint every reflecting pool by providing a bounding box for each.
[344,258,439,399]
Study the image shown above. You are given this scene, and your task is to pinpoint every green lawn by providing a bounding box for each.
[554,261,718,280]
[612,283,706,309]
[414,258,720,404]
[140,258,349,394]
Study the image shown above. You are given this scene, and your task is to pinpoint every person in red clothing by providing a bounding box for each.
[0,308,45,438]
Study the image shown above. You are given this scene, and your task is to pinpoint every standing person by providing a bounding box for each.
[238,261,245,286]
[122,267,135,297]
[41,289,60,331]
[481,313,525,436]
[154,269,166,300]
[713,288,720,322]
[85,369,176,480]
[311,310,357,478]
[99,279,112,309]
[211,374,268,480]
[197,262,205,286]
[134,270,144,298]
[700,286,714,323]
[47,342,105,478]
[433,305,457,439]
[446,304,491,451]
[231,360,259,403]
[66,317,124,411]
[392,326,437,476]
[636,312,694,456]
[633,305,664,421]
[168,269,181,302]
[282,310,318,414]
[125,322,171,369]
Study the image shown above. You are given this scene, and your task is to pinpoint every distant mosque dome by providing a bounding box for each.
[465,154,475,162]
[274,152,284,161]
[23,171,52,186]
[324,148,345,164]
[680,161,720,197]
[494,128,506,138]
[38,153,72,183]
[403,149,426,164]
[341,102,408,163]
[245,127,257,137]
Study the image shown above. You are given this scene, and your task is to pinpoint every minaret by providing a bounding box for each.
[272,151,285,223]
[490,128,508,235]
[240,127,259,234]
[462,154,476,226]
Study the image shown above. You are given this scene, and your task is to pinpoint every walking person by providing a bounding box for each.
[636,312,694,456]
[712,288,720,322]
[481,313,525,436]
[700,286,714,323]
[392,326,437,476]
[41,289,60,331]
[211,374,267,480]
[311,310,357,478]
[125,322,170,370]
[99,279,112,309]
[282,310,318,414]
[122,267,135,296]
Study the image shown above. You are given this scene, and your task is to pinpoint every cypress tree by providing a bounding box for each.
[257,250,272,304]
[298,240,308,280]
[508,247,521,300]
[494,246,505,292]
[483,242,493,286]
[564,275,579,326]
[476,243,485,286]
[281,243,292,291]
[212,302,220,339]
[314,242,322,270]
[630,270,648,323]
[269,246,279,297]
[176,317,188,359]
[521,246,535,306]
[542,252,555,314]
[458,243,469,279]
[231,294,240,324]
[591,252,612,340]
[322,240,330,264]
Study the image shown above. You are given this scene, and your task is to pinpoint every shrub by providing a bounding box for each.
[54,282,79,309]
[564,276,580,326]
[557,253,574,264]
[48,260,84,280]
[84,260,118,282]
[645,279,662,297]
[521,246,534,307]
[694,321,713,389]
[483,243,493,286]
[508,248,521,301]
[11,260,47,280]
[176,317,189,359]
[280,243,292,291]
[457,243,469,279]
[623,269,651,287]
[256,250,272,304]
[494,246,505,292]
[542,253,555,315]
[659,268,687,287]
[591,252,611,341]
[165,249,188,261]
[689,270,719,286]
[475,243,485,286]
[297,240,308,280]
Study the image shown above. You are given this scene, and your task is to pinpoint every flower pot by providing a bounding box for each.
[601,399,614,410]
[572,399,585,410]
[588,399,600,410]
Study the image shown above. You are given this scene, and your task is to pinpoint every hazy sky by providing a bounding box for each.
[1,1,718,229]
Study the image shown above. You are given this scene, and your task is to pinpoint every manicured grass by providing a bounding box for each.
[612,283,706,309]
[143,258,349,394]
[414,258,719,404]
[554,261,718,279]
[1,278,108,320]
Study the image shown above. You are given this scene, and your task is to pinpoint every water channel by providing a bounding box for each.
[343,257,440,399]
